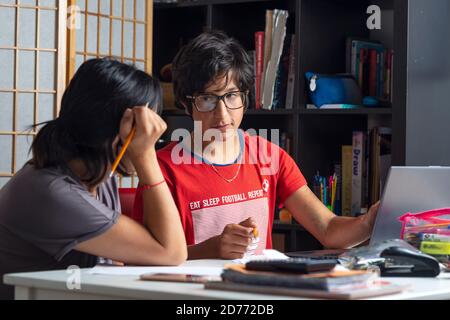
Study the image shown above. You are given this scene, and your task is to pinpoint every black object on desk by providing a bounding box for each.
[245,258,338,274]
[380,246,441,277]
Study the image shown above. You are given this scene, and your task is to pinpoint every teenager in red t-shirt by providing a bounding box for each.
[133,31,380,260]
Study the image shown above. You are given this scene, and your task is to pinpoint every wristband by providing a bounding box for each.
[138,180,166,191]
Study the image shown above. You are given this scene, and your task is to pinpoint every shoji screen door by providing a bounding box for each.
[0,0,67,187]
[67,0,153,187]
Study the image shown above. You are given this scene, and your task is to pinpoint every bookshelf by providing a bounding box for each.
[153,0,450,251]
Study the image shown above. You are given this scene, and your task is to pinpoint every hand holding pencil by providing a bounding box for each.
[110,126,136,178]
[110,104,167,177]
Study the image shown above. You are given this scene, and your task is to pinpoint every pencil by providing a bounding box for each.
[110,104,149,178]
[110,126,136,178]
[331,178,336,211]
[253,227,259,238]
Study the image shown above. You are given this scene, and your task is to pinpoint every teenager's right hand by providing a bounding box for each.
[119,107,167,162]
[214,218,258,260]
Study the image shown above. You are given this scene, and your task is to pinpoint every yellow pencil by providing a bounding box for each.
[320,183,323,203]
[253,227,259,238]
[109,126,136,178]
[110,104,148,178]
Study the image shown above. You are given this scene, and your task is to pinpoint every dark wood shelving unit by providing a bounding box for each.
[163,109,297,116]
[298,108,393,115]
[155,0,273,8]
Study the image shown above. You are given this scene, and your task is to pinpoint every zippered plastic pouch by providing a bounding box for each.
[399,208,450,264]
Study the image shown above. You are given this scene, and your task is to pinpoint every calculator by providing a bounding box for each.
[245,258,338,274]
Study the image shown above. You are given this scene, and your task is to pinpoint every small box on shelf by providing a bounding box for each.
[161,82,177,111]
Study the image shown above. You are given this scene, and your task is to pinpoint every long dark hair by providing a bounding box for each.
[31,58,162,187]
[172,30,254,114]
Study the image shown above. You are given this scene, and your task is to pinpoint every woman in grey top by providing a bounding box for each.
[0,58,187,299]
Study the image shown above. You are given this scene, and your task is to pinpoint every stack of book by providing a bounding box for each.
[253,10,295,110]
[346,38,394,104]
[205,264,409,299]
[341,128,392,216]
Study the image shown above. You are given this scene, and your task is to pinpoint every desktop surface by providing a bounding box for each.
[4,260,450,300]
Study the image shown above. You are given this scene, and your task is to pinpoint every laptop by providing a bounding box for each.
[288,166,450,258]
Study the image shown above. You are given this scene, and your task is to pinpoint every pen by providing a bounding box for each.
[320,181,324,203]
[329,176,332,205]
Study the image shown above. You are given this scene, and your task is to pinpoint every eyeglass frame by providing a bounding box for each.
[186,90,249,113]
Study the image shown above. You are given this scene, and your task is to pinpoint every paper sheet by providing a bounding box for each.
[232,249,289,264]
[89,250,289,276]
[90,265,224,277]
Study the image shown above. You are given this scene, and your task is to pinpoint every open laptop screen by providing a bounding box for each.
[370,166,450,244]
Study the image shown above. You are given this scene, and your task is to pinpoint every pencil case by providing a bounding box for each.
[399,208,450,241]
[305,72,363,108]
[399,208,450,251]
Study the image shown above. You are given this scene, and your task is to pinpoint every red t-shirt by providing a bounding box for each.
[132,131,307,253]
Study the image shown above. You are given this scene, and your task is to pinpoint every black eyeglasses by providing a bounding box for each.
[186,91,247,113]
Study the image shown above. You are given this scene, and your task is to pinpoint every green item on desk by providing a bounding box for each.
[420,241,450,256]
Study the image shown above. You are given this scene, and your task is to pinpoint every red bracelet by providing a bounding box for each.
[138,180,166,191]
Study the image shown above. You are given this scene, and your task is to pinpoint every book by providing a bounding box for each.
[358,47,365,89]
[346,38,386,100]
[261,10,288,110]
[220,264,376,291]
[367,127,391,206]
[205,264,409,299]
[384,49,392,101]
[272,34,292,109]
[341,145,353,216]
[369,49,377,97]
[378,51,384,98]
[351,131,365,216]
[285,34,296,110]
[254,31,265,109]
[378,127,392,194]
[369,127,381,206]
[261,10,273,100]
[363,130,370,212]
[205,280,409,300]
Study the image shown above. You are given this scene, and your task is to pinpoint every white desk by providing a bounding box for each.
[4,260,450,300]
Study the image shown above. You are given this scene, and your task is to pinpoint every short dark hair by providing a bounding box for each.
[172,30,254,114]
[31,58,162,187]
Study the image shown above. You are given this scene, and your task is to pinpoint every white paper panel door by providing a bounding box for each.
[69,0,152,187]
[73,0,150,72]
[0,0,67,188]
